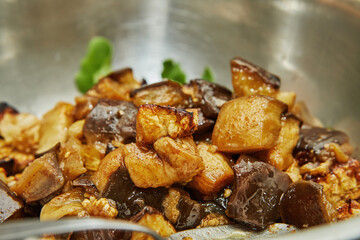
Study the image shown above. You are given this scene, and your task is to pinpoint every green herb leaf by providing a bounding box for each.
[161,59,186,84]
[75,36,113,93]
[202,66,214,82]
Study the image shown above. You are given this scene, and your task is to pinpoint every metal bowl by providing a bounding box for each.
[1,0,360,239]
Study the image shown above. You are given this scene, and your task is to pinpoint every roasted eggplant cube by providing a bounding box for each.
[293,125,350,165]
[280,181,337,229]
[136,104,198,146]
[130,80,191,108]
[226,155,291,229]
[212,95,287,153]
[188,142,234,198]
[162,188,208,231]
[254,114,301,170]
[83,99,137,153]
[231,57,280,98]
[186,79,232,119]
[12,150,64,203]
[0,180,23,223]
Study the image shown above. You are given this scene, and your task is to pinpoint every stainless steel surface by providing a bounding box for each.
[0,218,164,240]
[1,0,360,239]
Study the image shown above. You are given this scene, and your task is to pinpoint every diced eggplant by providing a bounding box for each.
[293,125,350,165]
[0,102,18,122]
[92,147,125,193]
[193,108,215,136]
[130,206,176,239]
[86,68,141,102]
[212,95,287,153]
[185,79,232,119]
[231,57,280,98]
[0,180,23,223]
[226,155,292,229]
[83,99,137,154]
[136,104,198,146]
[130,80,191,108]
[58,136,87,181]
[280,181,337,228]
[188,142,234,198]
[37,102,74,154]
[162,188,208,231]
[12,149,64,203]
[254,114,301,170]
[74,95,99,121]
[102,166,168,219]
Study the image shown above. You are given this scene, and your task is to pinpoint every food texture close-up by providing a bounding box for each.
[1,0,360,240]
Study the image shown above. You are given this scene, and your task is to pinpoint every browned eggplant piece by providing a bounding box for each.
[253,114,301,171]
[188,142,234,198]
[280,181,337,229]
[193,108,215,136]
[130,80,191,108]
[0,180,23,223]
[74,95,99,121]
[37,102,74,154]
[83,99,137,154]
[136,104,198,146]
[0,102,18,122]
[185,79,232,119]
[226,155,292,229]
[231,57,280,98]
[92,147,125,193]
[162,188,208,231]
[11,149,64,203]
[212,95,287,153]
[86,68,141,102]
[102,165,168,219]
[130,206,176,240]
[293,125,350,165]
[58,136,87,181]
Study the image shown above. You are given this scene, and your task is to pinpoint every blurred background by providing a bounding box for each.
[0,0,360,145]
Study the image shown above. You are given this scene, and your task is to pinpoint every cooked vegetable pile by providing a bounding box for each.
[0,57,359,240]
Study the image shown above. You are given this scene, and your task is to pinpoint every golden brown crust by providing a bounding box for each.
[212,95,287,153]
[136,104,198,146]
[188,142,234,197]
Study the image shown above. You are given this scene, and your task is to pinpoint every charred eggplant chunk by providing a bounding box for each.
[162,188,208,231]
[231,57,280,98]
[130,80,191,108]
[212,95,287,153]
[226,155,291,229]
[0,180,23,223]
[11,149,64,203]
[186,79,232,119]
[293,125,350,165]
[280,181,337,228]
[83,99,137,153]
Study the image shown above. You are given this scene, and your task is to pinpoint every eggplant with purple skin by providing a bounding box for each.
[226,155,292,229]
[130,80,191,108]
[293,125,350,165]
[83,99,137,153]
[0,180,23,223]
[280,181,337,229]
[185,79,232,119]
